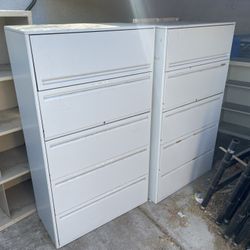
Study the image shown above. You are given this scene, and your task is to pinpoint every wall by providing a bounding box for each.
[128,0,250,34]
[0,0,249,34]
[0,0,131,23]
[167,0,250,34]
[0,0,178,24]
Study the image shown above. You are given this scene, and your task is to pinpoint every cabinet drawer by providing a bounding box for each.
[161,95,223,143]
[46,114,150,181]
[30,29,154,90]
[52,149,149,215]
[164,61,228,110]
[160,124,217,176]
[158,150,214,202]
[39,74,152,140]
[57,177,148,247]
[166,24,234,69]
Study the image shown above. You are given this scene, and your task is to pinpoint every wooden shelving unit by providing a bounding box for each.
[219,59,250,141]
[0,10,35,231]
[0,108,22,136]
[0,180,35,231]
[0,64,12,82]
[220,121,250,141]
[0,146,30,183]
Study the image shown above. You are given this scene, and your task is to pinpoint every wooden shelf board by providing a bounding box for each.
[0,10,31,18]
[0,145,29,185]
[0,65,12,82]
[0,9,33,232]
[222,102,250,115]
[227,80,250,89]
[0,180,35,232]
[219,122,250,141]
[230,58,250,67]
[0,107,22,137]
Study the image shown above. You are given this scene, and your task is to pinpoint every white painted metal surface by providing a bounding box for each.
[46,114,150,181]
[160,125,218,176]
[30,30,154,90]
[53,149,149,215]
[161,95,223,143]
[39,74,152,140]
[164,61,228,110]
[149,23,234,203]
[6,30,58,245]
[158,150,214,201]
[5,24,154,248]
[166,24,234,69]
[57,176,148,246]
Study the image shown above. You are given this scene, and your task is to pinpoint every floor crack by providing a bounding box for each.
[138,206,185,250]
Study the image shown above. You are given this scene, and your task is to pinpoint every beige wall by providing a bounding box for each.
[167,0,249,34]
[0,0,177,24]
[0,0,249,33]
[0,0,131,23]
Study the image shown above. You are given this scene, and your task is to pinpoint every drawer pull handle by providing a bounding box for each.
[42,75,151,100]
[168,62,227,78]
[176,139,182,144]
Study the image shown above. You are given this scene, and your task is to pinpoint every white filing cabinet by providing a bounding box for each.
[5,24,155,247]
[149,23,235,203]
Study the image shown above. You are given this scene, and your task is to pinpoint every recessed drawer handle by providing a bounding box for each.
[42,75,151,101]
[42,64,151,86]
[168,63,227,78]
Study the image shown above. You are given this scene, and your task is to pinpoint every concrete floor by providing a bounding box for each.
[0,133,248,250]
[0,171,244,250]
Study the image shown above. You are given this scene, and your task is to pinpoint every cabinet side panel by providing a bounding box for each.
[149,28,166,203]
[5,30,58,247]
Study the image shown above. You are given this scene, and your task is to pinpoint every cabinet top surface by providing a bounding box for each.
[5,21,235,35]
[154,21,235,29]
[5,23,155,35]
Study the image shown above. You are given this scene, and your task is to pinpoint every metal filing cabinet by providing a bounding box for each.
[149,22,235,203]
[5,24,155,248]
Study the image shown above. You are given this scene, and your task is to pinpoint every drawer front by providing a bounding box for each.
[52,149,149,215]
[166,25,234,69]
[46,115,150,181]
[39,74,152,140]
[161,95,223,143]
[164,61,228,110]
[30,29,154,90]
[160,124,217,176]
[57,177,148,247]
[158,150,213,202]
